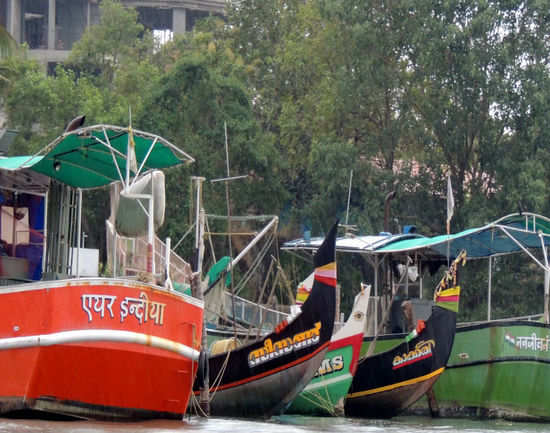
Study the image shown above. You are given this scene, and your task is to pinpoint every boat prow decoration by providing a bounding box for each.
[344,251,466,418]
[192,221,338,417]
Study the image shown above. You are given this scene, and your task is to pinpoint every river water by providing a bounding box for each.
[0,415,548,433]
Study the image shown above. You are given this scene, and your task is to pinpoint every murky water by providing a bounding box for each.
[0,416,549,433]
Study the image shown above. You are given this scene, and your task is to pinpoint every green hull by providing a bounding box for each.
[408,320,550,421]
[286,288,370,416]
[286,345,355,416]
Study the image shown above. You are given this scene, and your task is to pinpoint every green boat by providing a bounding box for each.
[286,284,370,416]
[283,212,550,420]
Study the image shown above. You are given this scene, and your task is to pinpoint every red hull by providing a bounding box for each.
[0,278,203,420]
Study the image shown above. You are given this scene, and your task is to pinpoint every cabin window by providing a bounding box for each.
[1,207,30,249]
[0,192,45,281]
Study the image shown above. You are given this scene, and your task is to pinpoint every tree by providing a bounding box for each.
[137,27,287,251]
[67,0,154,88]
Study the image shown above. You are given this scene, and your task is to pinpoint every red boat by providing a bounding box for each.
[0,123,204,420]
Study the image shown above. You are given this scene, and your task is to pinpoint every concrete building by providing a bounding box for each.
[2,0,226,67]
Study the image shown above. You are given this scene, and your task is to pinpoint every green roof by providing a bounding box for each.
[8,125,194,189]
[0,155,43,170]
[374,214,550,260]
[283,213,550,264]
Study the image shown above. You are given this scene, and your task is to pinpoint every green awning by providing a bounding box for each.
[27,125,194,189]
[372,214,550,260]
[283,213,550,264]
[0,156,44,170]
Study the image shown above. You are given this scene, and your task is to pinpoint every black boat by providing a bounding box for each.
[344,251,466,418]
[192,221,338,417]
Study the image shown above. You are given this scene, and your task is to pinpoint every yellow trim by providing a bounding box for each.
[317,262,336,271]
[438,286,460,297]
[347,367,445,399]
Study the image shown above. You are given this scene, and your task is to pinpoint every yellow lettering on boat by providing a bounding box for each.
[248,321,322,368]
[392,339,435,370]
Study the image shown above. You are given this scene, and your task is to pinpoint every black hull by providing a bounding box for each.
[345,305,456,418]
[194,222,338,417]
[208,345,328,416]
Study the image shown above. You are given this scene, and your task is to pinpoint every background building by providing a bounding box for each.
[2,0,226,67]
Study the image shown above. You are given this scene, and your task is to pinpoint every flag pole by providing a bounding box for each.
[446,173,454,265]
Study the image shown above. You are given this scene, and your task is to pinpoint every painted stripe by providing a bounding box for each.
[315,276,336,287]
[347,367,445,399]
[316,262,336,273]
[0,329,200,361]
[436,302,459,312]
[447,356,550,369]
[315,268,336,279]
[437,286,460,297]
[436,295,459,302]
[296,293,309,302]
[329,332,363,349]
[392,351,433,370]
[303,373,352,392]
[200,341,330,394]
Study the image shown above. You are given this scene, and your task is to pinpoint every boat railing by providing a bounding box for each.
[223,291,290,330]
[106,220,193,289]
[458,313,544,327]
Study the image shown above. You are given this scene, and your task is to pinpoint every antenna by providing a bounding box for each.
[341,170,358,235]
[210,122,249,338]
[345,169,353,225]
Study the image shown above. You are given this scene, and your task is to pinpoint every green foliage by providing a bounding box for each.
[0,25,18,61]
[4,0,550,318]
[139,34,287,250]
[67,0,152,86]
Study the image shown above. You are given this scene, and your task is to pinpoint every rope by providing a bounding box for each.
[208,349,233,403]
[234,232,275,296]
[296,386,337,416]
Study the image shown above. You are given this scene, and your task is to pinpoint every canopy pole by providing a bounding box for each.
[374,255,379,336]
[538,233,549,324]
[545,269,549,324]
[76,188,82,278]
[42,191,48,275]
[487,256,492,321]
[147,173,155,278]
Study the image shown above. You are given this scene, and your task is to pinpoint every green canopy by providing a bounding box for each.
[376,214,550,261]
[283,213,550,269]
[23,125,194,189]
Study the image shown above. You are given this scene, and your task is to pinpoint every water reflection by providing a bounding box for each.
[1,415,550,433]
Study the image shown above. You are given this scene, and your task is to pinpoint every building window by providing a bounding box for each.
[137,7,172,32]
[186,10,209,32]
[55,0,87,50]
[23,0,49,49]
[0,0,7,29]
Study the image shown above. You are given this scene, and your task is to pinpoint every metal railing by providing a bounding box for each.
[223,291,290,330]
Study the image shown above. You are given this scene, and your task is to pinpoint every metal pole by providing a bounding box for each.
[223,122,238,339]
[374,256,379,336]
[345,170,353,225]
[165,237,172,289]
[487,256,492,321]
[196,194,209,416]
[76,188,82,278]
[42,191,48,275]
[540,237,550,324]
[545,269,549,324]
[147,173,155,279]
